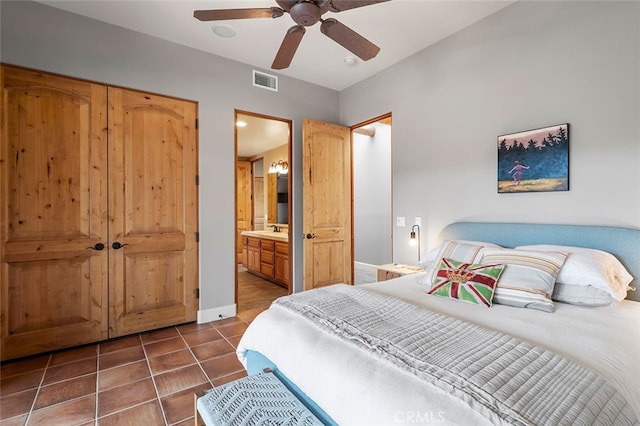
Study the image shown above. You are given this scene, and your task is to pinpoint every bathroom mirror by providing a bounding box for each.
[267,173,288,224]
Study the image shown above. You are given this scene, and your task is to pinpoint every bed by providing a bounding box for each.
[236,222,640,425]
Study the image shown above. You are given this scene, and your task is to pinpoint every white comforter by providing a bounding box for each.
[237,274,640,425]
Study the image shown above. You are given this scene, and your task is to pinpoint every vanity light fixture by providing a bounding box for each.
[410,224,421,263]
[268,160,288,174]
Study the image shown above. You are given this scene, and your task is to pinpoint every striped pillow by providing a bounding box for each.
[479,248,567,312]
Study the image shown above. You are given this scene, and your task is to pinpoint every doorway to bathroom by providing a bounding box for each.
[235,110,292,315]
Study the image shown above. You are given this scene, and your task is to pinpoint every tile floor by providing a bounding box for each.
[0,308,266,426]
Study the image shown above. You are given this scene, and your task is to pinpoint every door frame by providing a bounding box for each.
[234,110,293,307]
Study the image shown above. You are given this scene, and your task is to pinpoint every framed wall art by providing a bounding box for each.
[497,123,569,193]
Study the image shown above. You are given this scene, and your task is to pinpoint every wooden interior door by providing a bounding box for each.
[108,87,198,337]
[236,160,252,263]
[302,118,353,290]
[0,67,109,360]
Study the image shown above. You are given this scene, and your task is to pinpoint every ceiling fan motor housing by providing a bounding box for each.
[290,1,322,26]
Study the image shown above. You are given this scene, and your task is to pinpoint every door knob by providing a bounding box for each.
[112,242,128,250]
[87,242,105,251]
[304,233,317,239]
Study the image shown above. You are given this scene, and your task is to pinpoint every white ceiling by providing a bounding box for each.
[236,113,290,157]
[37,0,514,91]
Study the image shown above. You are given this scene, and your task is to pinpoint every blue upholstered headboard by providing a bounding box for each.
[438,222,640,302]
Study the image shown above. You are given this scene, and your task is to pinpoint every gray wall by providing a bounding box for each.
[340,1,640,264]
[1,0,340,316]
[353,126,392,266]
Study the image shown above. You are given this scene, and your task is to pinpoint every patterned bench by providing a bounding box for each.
[195,369,323,425]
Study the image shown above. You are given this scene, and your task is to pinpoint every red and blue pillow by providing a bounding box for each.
[428,258,505,307]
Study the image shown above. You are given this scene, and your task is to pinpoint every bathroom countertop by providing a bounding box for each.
[241,230,289,242]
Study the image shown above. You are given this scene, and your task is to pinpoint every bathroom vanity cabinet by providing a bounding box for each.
[242,234,289,288]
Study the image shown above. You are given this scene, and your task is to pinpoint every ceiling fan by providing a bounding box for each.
[194,0,389,70]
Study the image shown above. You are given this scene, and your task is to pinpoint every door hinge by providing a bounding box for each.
[195,288,200,299]
[195,118,199,129]
[195,175,199,186]
[195,231,200,242]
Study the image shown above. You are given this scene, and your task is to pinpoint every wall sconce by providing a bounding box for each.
[268,160,288,174]
[410,224,421,263]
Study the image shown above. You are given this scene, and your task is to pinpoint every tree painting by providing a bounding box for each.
[498,124,569,193]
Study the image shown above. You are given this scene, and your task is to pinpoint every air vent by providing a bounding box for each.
[253,70,278,92]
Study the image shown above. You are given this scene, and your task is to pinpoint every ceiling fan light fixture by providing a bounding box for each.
[212,24,236,38]
[344,56,357,67]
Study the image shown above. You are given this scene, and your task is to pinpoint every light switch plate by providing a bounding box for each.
[396,217,405,227]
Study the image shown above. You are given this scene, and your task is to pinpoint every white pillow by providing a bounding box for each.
[419,240,501,268]
[515,244,633,302]
[419,241,496,287]
[479,248,568,313]
[552,283,612,307]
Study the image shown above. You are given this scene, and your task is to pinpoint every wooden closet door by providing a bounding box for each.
[108,87,198,337]
[0,67,109,360]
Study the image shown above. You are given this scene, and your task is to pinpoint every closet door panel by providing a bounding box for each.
[0,67,108,360]
[108,87,198,336]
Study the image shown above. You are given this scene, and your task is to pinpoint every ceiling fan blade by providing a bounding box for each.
[272,25,306,70]
[320,18,380,61]
[328,0,389,12]
[194,7,284,21]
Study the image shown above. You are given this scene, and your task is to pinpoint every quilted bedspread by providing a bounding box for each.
[273,284,638,426]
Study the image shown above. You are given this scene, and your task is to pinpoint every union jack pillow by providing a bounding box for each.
[428,258,505,307]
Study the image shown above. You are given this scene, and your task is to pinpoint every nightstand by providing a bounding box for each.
[376,263,424,282]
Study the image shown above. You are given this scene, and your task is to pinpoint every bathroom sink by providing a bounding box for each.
[241,230,289,241]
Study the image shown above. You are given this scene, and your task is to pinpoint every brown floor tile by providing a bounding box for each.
[181,329,223,347]
[0,413,28,426]
[215,322,248,339]
[99,346,145,371]
[0,388,36,420]
[99,335,141,355]
[191,340,235,362]
[97,400,165,426]
[42,357,97,386]
[28,394,95,426]
[98,360,150,392]
[143,337,187,359]
[212,317,245,328]
[147,350,196,375]
[160,383,210,425]
[226,335,243,349]
[140,327,180,345]
[200,353,245,381]
[0,315,254,425]
[237,308,265,323]
[34,374,96,410]
[50,345,98,366]
[172,418,195,426]
[97,378,156,418]
[212,370,248,387]
[0,355,49,378]
[0,370,45,395]
[177,322,213,335]
[153,364,208,397]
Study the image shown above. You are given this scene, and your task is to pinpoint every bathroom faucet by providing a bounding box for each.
[270,225,280,232]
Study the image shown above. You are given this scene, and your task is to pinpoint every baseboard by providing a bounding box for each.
[197,304,237,324]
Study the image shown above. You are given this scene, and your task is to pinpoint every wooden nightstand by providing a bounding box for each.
[376,263,424,282]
